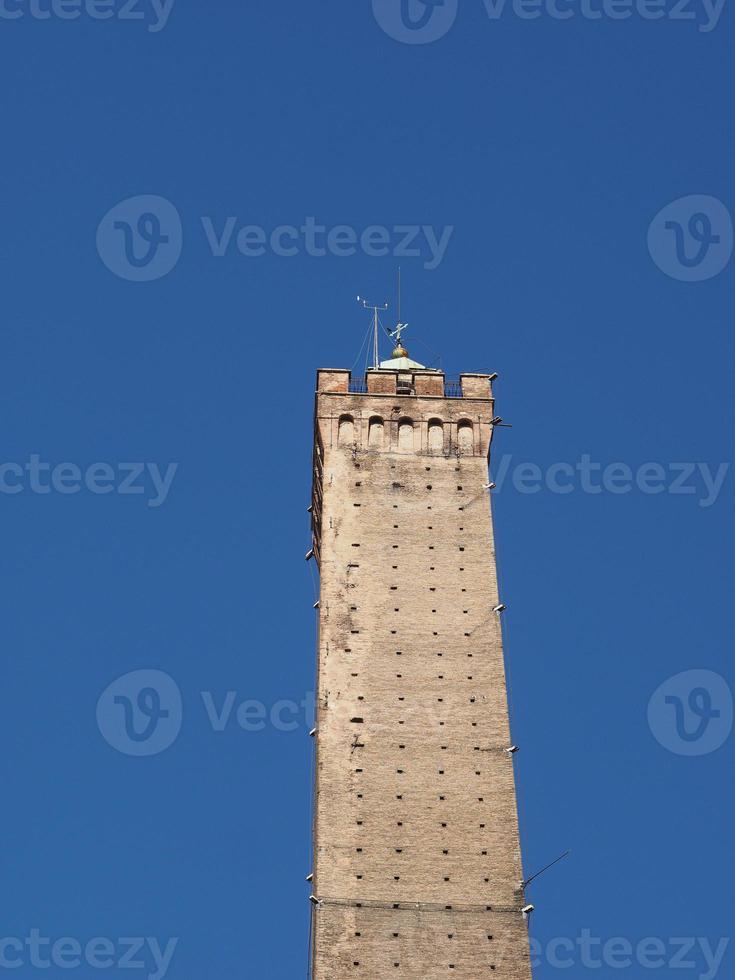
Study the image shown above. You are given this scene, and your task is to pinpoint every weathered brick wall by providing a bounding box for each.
[367,373,397,394]
[413,373,444,396]
[317,369,350,393]
[460,374,493,400]
[310,377,532,980]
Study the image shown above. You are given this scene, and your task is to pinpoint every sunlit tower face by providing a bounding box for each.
[308,354,532,979]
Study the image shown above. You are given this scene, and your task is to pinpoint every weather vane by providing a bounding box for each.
[388,321,409,356]
[358,270,412,366]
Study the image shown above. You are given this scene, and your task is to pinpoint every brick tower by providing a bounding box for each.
[308,339,532,979]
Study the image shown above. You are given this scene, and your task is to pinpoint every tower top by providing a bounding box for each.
[377,351,427,370]
[357,273,434,372]
[377,321,427,370]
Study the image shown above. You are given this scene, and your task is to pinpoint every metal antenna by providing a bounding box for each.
[357,296,389,370]
[387,269,409,353]
[522,849,571,890]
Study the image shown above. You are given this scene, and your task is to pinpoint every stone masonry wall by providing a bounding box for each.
[310,377,532,980]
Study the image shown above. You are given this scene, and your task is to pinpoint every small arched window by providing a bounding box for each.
[398,419,414,451]
[338,415,355,446]
[458,421,474,453]
[368,416,384,449]
[428,419,444,452]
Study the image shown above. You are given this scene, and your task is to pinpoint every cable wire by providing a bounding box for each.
[350,319,373,374]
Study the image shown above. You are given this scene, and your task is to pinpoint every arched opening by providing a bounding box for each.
[368,416,384,449]
[398,419,414,451]
[338,415,355,446]
[458,421,474,453]
[428,419,444,452]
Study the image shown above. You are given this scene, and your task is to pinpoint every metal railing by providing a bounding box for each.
[347,378,466,398]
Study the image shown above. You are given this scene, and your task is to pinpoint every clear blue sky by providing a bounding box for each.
[1,2,733,977]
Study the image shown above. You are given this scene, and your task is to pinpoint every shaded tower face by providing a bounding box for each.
[309,364,532,980]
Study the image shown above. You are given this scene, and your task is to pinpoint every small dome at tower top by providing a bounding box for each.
[378,352,427,370]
